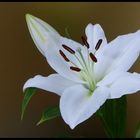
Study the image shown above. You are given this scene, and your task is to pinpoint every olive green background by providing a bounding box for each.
[1,2,140,138]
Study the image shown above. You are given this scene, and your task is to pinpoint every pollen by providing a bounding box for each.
[70,66,81,72]
[81,36,89,49]
[59,50,70,62]
[95,39,102,50]
[62,44,75,54]
[90,53,97,63]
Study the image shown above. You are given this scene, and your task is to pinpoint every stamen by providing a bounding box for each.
[81,36,89,49]
[95,39,102,50]
[59,50,70,62]
[90,53,97,63]
[62,44,75,54]
[70,66,81,72]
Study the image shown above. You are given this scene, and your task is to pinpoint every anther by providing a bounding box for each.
[90,53,97,63]
[95,39,102,50]
[62,44,75,54]
[81,36,89,49]
[70,66,81,72]
[59,50,70,62]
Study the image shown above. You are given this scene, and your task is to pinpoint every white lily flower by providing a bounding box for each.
[24,14,140,129]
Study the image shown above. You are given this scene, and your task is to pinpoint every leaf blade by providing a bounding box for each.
[135,121,140,138]
[37,106,61,125]
[21,87,36,120]
[98,96,127,138]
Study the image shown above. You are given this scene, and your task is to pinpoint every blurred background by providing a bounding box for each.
[0,2,140,138]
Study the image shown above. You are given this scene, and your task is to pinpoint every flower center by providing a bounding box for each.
[59,36,102,93]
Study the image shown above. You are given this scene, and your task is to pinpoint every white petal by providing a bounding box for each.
[94,54,113,82]
[23,74,76,96]
[107,32,140,72]
[94,29,140,81]
[26,14,60,56]
[97,70,126,87]
[61,36,83,51]
[28,14,59,36]
[60,85,110,129]
[85,23,107,52]
[109,72,140,99]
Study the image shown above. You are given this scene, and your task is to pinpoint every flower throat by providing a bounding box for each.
[59,36,102,91]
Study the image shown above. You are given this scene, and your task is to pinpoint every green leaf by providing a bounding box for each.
[135,121,140,138]
[21,87,36,120]
[37,106,61,125]
[98,96,127,138]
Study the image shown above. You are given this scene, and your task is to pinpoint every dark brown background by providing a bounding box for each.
[0,2,140,138]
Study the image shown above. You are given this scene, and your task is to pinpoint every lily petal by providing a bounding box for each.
[23,74,76,96]
[60,85,110,129]
[94,54,113,82]
[94,29,140,81]
[61,36,83,51]
[85,23,107,53]
[26,14,60,56]
[107,30,140,72]
[97,70,126,87]
[109,72,140,99]
[27,14,59,36]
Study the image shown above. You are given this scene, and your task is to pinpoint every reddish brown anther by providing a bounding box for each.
[90,53,97,63]
[59,50,70,62]
[95,39,102,50]
[70,66,81,72]
[81,36,89,49]
[62,44,75,54]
